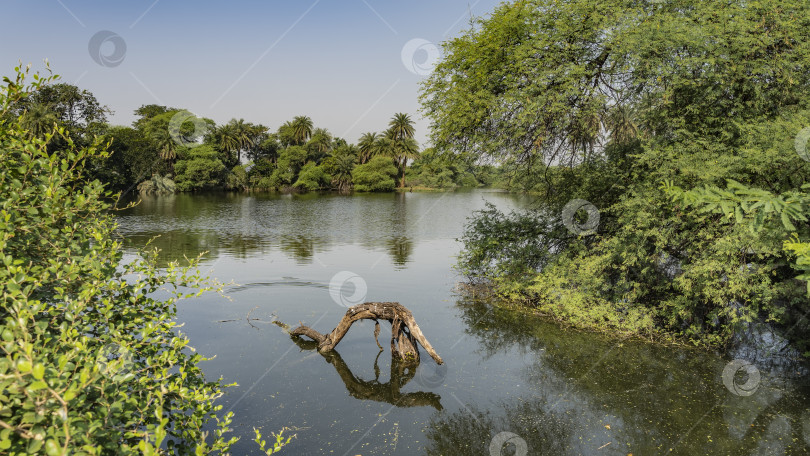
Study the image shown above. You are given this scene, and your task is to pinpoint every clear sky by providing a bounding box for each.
[1,0,503,145]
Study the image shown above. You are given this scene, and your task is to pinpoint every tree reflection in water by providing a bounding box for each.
[423,294,810,455]
[289,336,443,410]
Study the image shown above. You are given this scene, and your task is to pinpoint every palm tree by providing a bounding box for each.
[357,132,379,164]
[291,115,313,145]
[385,113,418,187]
[332,154,355,193]
[374,135,395,158]
[143,118,179,168]
[149,127,177,169]
[207,124,240,166]
[307,128,333,160]
[20,103,58,139]
[606,105,638,145]
[392,138,420,188]
[388,113,415,142]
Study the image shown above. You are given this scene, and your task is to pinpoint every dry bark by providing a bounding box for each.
[290,302,443,365]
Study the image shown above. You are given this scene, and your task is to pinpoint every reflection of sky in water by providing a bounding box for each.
[114,190,810,455]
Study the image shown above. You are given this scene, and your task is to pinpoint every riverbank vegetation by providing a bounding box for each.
[6,78,496,195]
[0,66,292,454]
[423,0,810,354]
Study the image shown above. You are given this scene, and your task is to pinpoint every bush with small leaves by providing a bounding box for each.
[0,65,288,455]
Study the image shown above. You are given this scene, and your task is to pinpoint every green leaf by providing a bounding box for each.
[32,363,44,380]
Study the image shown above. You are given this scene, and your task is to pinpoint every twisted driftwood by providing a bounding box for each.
[290,302,443,364]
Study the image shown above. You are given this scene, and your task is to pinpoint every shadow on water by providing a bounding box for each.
[424,296,810,455]
[289,335,443,410]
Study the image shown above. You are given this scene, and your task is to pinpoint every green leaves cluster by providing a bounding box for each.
[351,156,398,192]
[433,0,810,350]
[0,66,286,454]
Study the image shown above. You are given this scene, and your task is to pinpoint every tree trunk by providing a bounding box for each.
[290,302,443,365]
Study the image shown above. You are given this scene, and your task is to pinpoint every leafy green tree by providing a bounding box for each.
[426,0,810,349]
[269,145,308,188]
[352,156,398,192]
[18,82,109,135]
[141,110,213,170]
[174,145,227,192]
[293,162,329,191]
[225,163,251,191]
[247,158,277,188]
[132,104,177,130]
[98,125,166,191]
[276,121,297,148]
[408,147,479,189]
[0,65,291,454]
[251,135,280,163]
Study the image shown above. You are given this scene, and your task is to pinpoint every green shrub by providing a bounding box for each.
[293,162,328,192]
[174,145,227,192]
[225,163,250,191]
[269,146,307,189]
[352,156,397,192]
[0,66,288,454]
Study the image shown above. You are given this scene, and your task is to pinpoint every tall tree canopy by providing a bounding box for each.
[424,0,810,351]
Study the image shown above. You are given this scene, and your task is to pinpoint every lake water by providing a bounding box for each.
[116,190,810,455]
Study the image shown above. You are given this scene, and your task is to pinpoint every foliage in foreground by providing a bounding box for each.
[432,0,810,351]
[0,66,289,454]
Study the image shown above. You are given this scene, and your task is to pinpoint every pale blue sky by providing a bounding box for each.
[1,0,503,145]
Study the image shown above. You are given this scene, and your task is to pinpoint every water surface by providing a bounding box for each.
[116,190,810,455]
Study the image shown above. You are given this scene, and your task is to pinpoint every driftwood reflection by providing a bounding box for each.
[290,336,443,410]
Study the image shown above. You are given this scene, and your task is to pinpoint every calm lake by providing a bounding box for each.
[116,190,810,455]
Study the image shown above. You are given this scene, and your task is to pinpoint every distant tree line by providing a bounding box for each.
[6,84,499,195]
